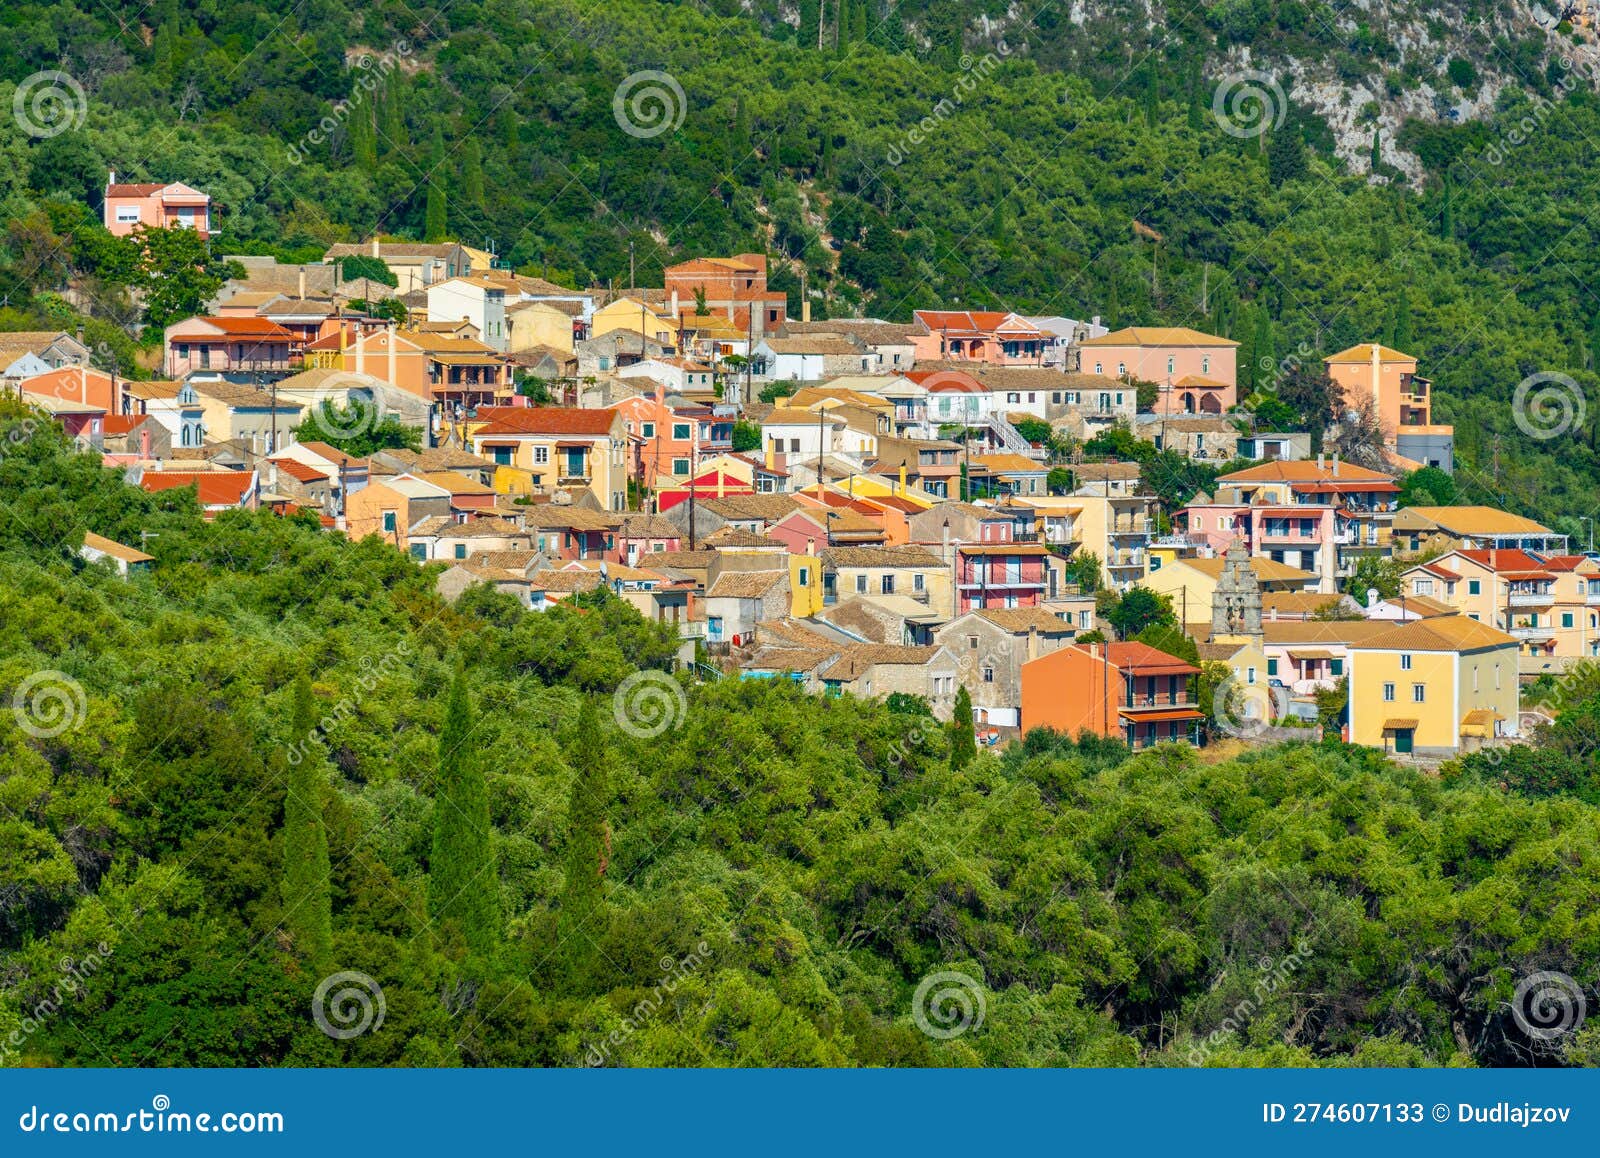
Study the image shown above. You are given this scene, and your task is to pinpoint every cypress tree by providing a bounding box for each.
[429,664,500,958]
[559,699,612,981]
[461,138,485,210]
[1144,67,1158,129]
[350,100,377,169]
[1252,308,1275,396]
[1370,124,1381,173]
[281,673,332,973]
[1390,291,1413,354]
[949,686,977,770]
[381,70,406,148]
[1439,174,1454,240]
[424,127,448,242]
[853,0,867,49]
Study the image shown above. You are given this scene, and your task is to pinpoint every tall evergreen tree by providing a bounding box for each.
[381,70,406,148]
[1439,173,1455,240]
[559,699,612,981]
[1251,308,1275,397]
[461,138,485,210]
[428,664,500,958]
[949,686,977,770]
[1389,290,1413,354]
[1267,125,1306,185]
[424,128,448,242]
[349,100,377,169]
[281,673,333,972]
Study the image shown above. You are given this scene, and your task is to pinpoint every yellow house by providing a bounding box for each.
[1145,555,1318,626]
[508,301,577,354]
[789,553,824,618]
[1028,492,1157,590]
[1346,616,1519,755]
[591,296,677,345]
[491,463,539,498]
[1401,548,1600,660]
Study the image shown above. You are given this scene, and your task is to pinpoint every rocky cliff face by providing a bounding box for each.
[906,0,1600,183]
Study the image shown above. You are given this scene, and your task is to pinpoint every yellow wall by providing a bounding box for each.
[492,464,538,497]
[1347,645,1518,751]
[591,298,675,345]
[509,304,575,354]
[789,554,824,617]
[1143,561,1219,623]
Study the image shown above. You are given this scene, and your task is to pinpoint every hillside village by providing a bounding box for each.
[7,175,1592,761]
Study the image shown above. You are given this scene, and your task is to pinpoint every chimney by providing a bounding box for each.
[1317,452,1325,471]
[139,424,150,459]
[1332,453,1340,476]
[899,463,907,496]
[371,237,380,258]
[387,323,397,384]
[764,438,774,471]
[802,300,812,323]
[298,269,306,299]
[1366,586,1379,610]
[671,290,679,318]
[355,331,366,375]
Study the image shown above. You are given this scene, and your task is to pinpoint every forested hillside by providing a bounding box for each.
[5,2,1600,532]
[2,405,1599,1067]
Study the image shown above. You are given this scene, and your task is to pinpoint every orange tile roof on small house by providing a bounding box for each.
[271,458,330,483]
[81,531,153,565]
[190,316,296,339]
[139,470,255,506]
[913,310,1047,339]
[1105,641,1200,676]
[1079,326,1238,348]
[473,407,618,437]
[1220,459,1397,486]
[904,368,986,393]
[1324,342,1416,365]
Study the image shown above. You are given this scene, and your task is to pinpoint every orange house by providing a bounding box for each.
[663,254,788,336]
[103,173,211,238]
[16,365,120,413]
[1020,641,1202,748]
[1078,326,1239,415]
[609,389,698,490]
[910,310,1050,365]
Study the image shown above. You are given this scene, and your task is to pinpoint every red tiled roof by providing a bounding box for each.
[190,316,295,339]
[100,414,147,436]
[1456,548,1546,573]
[139,471,255,506]
[271,458,330,483]
[472,406,616,436]
[106,183,168,196]
[1106,641,1200,676]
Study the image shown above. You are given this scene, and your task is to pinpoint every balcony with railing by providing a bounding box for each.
[1508,586,1555,607]
[1109,517,1153,536]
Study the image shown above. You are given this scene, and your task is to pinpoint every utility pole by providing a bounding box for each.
[687,436,699,550]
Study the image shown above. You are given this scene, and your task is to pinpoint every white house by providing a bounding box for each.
[761,406,857,465]
[426,276,510,352]
[618,356,716,394]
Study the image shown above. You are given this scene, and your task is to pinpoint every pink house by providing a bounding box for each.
[164,317,296,378]
[103,173,211,238]
[911,311,1050,365]
[1078,326,1238,415]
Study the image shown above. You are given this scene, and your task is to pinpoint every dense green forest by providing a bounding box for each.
[4,3,1600,530]
[2,405,1599,1067]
